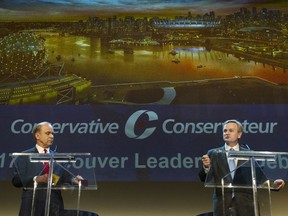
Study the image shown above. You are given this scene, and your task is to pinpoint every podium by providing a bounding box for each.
[12,152,97,216]
[205,150,287,216]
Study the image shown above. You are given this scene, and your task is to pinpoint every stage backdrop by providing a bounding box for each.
[1,104,288,182]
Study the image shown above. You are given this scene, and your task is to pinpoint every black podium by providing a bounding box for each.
[12,152,98,216]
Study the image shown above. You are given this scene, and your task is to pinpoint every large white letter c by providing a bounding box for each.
[125,110,158,139]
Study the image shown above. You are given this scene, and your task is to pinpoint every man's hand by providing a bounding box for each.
[72,175,84,185]
[201,154,211,168]
[273,179,285,190]
[35,174,49,183]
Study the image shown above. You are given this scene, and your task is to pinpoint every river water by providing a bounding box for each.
[43,34,288,85]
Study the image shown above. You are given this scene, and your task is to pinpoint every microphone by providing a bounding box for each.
[241,143,250,150]
[53,145,58,152]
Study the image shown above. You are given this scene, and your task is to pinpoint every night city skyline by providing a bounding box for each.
[0,0,287,21]
[0,0,288,105]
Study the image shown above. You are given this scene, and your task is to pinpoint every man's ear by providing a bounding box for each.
[34,132,39,140]
[238,132,242,139]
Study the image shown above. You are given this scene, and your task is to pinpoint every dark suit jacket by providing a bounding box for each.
[199,145,256,216]
[12,147,73,216]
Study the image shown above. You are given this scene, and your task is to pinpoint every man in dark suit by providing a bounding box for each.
[12,121,83,216]
[199,119,285,216]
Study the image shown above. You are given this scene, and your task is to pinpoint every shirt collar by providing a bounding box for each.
[225,143,239,151]
[36,144,50,153]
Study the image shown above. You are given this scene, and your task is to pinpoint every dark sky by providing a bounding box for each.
[0,0,287,21]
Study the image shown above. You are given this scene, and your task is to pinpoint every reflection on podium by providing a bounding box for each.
[205,150,287,216]
[12,153,98,216]
[64,209,98,216]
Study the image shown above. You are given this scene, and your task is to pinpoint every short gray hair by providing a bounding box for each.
[223,119,243,133]
[32,121,52,135]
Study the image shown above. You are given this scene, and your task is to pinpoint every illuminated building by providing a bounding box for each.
[0,32,91,105]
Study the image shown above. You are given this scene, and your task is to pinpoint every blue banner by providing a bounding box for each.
[1,104,288,182]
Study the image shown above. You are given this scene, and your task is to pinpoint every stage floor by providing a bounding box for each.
[1,181,287,216]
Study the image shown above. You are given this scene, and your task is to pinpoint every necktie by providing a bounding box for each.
[228,148,236,179]
[43,149,50,174]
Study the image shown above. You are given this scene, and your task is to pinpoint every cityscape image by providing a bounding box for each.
[0,0,288,105]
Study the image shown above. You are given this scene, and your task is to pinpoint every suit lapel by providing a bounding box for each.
[219,146,229,169]
[30,146,48,175]
[237,147,250,167]
[219,146,234,181]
